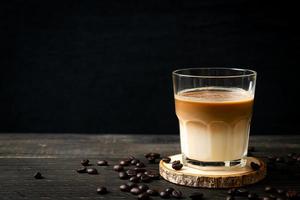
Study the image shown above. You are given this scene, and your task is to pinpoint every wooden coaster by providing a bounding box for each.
[159,154,266,188]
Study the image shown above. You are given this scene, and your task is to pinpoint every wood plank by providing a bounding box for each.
[0,134,300,199]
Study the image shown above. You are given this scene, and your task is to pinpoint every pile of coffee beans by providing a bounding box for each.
[73,151,299,199]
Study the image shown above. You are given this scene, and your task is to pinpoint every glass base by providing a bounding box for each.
[182,154,247,171]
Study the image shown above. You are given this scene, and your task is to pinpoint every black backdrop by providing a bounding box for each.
[1,0,299,134]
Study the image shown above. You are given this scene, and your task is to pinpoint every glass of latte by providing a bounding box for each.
[173,68,257,170]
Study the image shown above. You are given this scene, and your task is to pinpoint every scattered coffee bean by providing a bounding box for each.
[97,160,108,166]
[286,190,298,199]
[297,157,300,162]
[189,192,204,200]
[126,169,137,177]
[130,187,142,195]
[34,172,43,179]
[119,171,129,179]
[250,162,260,171]
[288,152,296,158]
[140,174,151,183]
[138,184,149,192]
[127,155,135,161]
[127,182,138,189]
[172,190,182,199]
[87,168,98,174]
[276,189,285,195]
[275,157,284,163]
[226,196,235,200]
[265,186,275,193]
[130,176,140,183]
[136,172,143,178]
[134,168,147,173]
[138,193,150,200]
[120,159,130,166]
[267,155,276,162]
[162,157,171,163]
[81,159,90,166]
[248,192,259,200]
[172,162,183,170]
[146,189,159,196]
[236,188,249,196]
[160,191,170,199]
[147,156,156,163]
[144,170,160,179]
[228,188,237,195]
[269,194,277,199]
[136,162,146,168]
[120,184,130,192]
[131,159,140,165]
[165,187,175,194]
[76,167,87,173]
[113,165,124,172]
[96,187,107,194]
[275,197,285,200]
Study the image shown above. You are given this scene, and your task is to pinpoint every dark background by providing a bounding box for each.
[1,0,299,134]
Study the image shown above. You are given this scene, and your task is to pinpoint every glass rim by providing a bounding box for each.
[172,67,257,78]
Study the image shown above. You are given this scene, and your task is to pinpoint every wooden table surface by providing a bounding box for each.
[0,134,299,200]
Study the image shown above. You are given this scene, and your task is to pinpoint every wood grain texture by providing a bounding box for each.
[0,134,300,200]
[160,155,266,188]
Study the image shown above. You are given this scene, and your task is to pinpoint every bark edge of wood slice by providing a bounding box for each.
[159,154,266,188]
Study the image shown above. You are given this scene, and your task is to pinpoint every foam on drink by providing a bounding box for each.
[175,87,254,162]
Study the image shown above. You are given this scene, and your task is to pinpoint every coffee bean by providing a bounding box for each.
[288,152,296,158]
[126,169,137,177]
[189,192,204,199]
[160,191,170,199]
[138,193,150,200]
[127,182,138,189]
[172,190,182,199]
[131,159,140,165]
[97,160,108,166]
[286,190,298,199]
[261,197,273,200]
[129,176,140,183]
[269,194,277,199]
[248,193,259,199]
[165,187,174,194]
[130,187,142,195]
[76,167,87,173]
[228,188,237,195]
[134,168,147,173]
[120,184,130,192]
[136,162,146,168]
[297,157,300,162]
[87,168,98,174]
[236,188,249,196]
[120,159,130,166]
[276,189,285,195]
[275,198,285,200]
[140,174,151,183]
[96,187,107,194]
[138,184,149,192]
[144,170,160,179]
[81,159,89,166]
[172,160,180,165]
[147,156,156,163]
[268,155,276,162]
[146,189,159,196]
[136,172,143,178]
[250,162,260,171]
[119,171,129,179]
[275,157,284,163]
[162,157,171,163]
[265,186,275,193]
[226,196,235,200]
[34,172,43,179]
[113,165,124,172]
[127,155,135,161]
[172,163,183,170]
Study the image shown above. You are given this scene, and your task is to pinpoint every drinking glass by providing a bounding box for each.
[172,68,257,170]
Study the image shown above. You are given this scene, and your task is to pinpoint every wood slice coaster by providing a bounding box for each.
[159,154,266,188]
